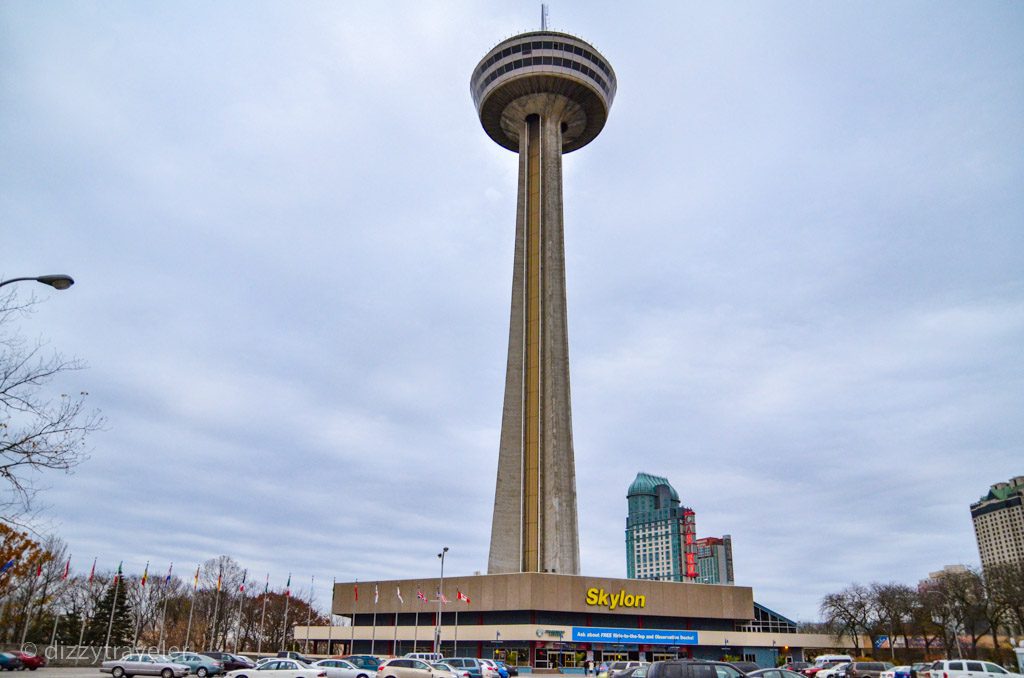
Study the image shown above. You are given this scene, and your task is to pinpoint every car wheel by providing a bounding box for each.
[198,670,208,678]
[163,670,174,678]
[113,668,125,678]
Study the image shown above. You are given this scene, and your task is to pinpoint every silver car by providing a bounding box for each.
[101,654,191,678]
[313,660,376,678]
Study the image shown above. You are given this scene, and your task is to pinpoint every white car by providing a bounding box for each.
[226,659,326,678]
[818,663,850,678]
[313,660,376,678]
[478,661,501,678]
[926,661,1022,678]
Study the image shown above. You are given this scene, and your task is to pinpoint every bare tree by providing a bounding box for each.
[0,291,102,523]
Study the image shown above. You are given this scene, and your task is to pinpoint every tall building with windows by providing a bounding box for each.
[625,473,697,581]
[971,475,1024,569]
[695,535,735,585]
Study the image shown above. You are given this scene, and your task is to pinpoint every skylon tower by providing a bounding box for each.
[471,28,616,575]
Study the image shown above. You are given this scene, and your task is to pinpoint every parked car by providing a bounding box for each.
[169,652,226,677]
[101,654,191,678]
[405,655,444,664]
[817,663,850,678]
[495,663,517,678]
[444,659,489,678]
[847,663,893,678]
[344,658,383,672]
[0,654,24,672]
[376,658,449,678]
[926,661,1022,678]
[313,659,376,678]
[277,653,317,665]
[203,654,255,672]
[612,667,650,678]
[732,664,761,675]
[806,664,846,678]
[9,652,45,671]
[748,669,809,678]
[430,664,462,678]
[602,663,649,678]
[226,659,326,678]
[647,660,747,678]
[909,664,931,678]
[785,666,811,674]
[480,660,507,678]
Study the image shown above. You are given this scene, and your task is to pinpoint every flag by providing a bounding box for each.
[264,573,270,594]
[457,590,470,604]
[35,562,42,577]
[114,561,123,585]
[141,562,149,587]
[374,584,379,605]
[354,582,358,602]
[193,565,200,591]
[62,557,70,580]
[416,589,427,603]
[89,558,97,583]
[239,570,247,592]
[440,593,450,604]
[285,573,291,597]
[165,563,173,585]
[396,586,404,604]
[216,570,222,592]
[0,559,14,576]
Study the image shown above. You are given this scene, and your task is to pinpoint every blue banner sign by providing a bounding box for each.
[571,627,699,645]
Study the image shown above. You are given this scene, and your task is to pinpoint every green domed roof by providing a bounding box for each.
[627,472,679,500]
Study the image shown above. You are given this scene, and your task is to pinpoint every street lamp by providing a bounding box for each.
[0,274,75,290]
[434,546,449,654]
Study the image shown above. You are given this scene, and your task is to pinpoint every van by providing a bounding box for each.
[927,660,1021,678]
[405,653,445,663]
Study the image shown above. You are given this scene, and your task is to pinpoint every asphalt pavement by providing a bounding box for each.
[16,670,101,678]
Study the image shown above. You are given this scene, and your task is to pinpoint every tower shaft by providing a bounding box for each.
[489,107,579,575]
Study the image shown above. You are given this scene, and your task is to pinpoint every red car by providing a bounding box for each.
[10,652,46,671]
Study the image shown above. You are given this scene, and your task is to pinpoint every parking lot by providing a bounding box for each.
[16,668,101,678]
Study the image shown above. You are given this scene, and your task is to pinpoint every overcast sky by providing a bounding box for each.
[2,1,1022,623]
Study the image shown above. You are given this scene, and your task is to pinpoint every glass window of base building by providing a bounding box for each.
[536,649,585,668]
[492,647,530,667]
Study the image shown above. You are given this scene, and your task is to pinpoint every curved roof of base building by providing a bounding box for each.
[627,472,680,501]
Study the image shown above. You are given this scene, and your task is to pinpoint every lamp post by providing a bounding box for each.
[434,546,448,654]
[0,274,75,290]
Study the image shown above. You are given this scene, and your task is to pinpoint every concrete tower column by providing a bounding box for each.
[472,31,616,575]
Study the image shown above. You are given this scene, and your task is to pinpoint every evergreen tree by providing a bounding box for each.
[85,578,133,646]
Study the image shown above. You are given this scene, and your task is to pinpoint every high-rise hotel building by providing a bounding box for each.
[625,473,697,581]
[971,475,1024,569]
[696,535,735,585]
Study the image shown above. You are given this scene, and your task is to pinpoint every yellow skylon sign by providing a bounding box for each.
[585,587,647,611]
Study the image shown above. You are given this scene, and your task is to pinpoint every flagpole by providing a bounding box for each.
[304,575,313,654]
[350,580,356,655]
[209,562,223,650]
[74,558,97,666]
[21,561,42,646]
[133,562,148,650]
[327,578,335,656]
[104,567,122,660]
[158,564,172,654]
[454,608,458,657]
[370,583,377,656]
[185,566,199,652]
[257,574,269,658]
[281,574,291,651]
[234,570,247,653]
[413,608,418,653]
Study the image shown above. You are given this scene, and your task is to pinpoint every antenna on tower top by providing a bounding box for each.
[541,4,548,30]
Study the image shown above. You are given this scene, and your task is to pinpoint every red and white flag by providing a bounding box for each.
[35,562,42,577]
[62,558,70,580]
[416,589,428,603]
[457,590,471,604]
[354,581,358,602]
[374,583,379,604]
[396,586,404,604]
[88,558,97,583]
[440,592,450,604]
